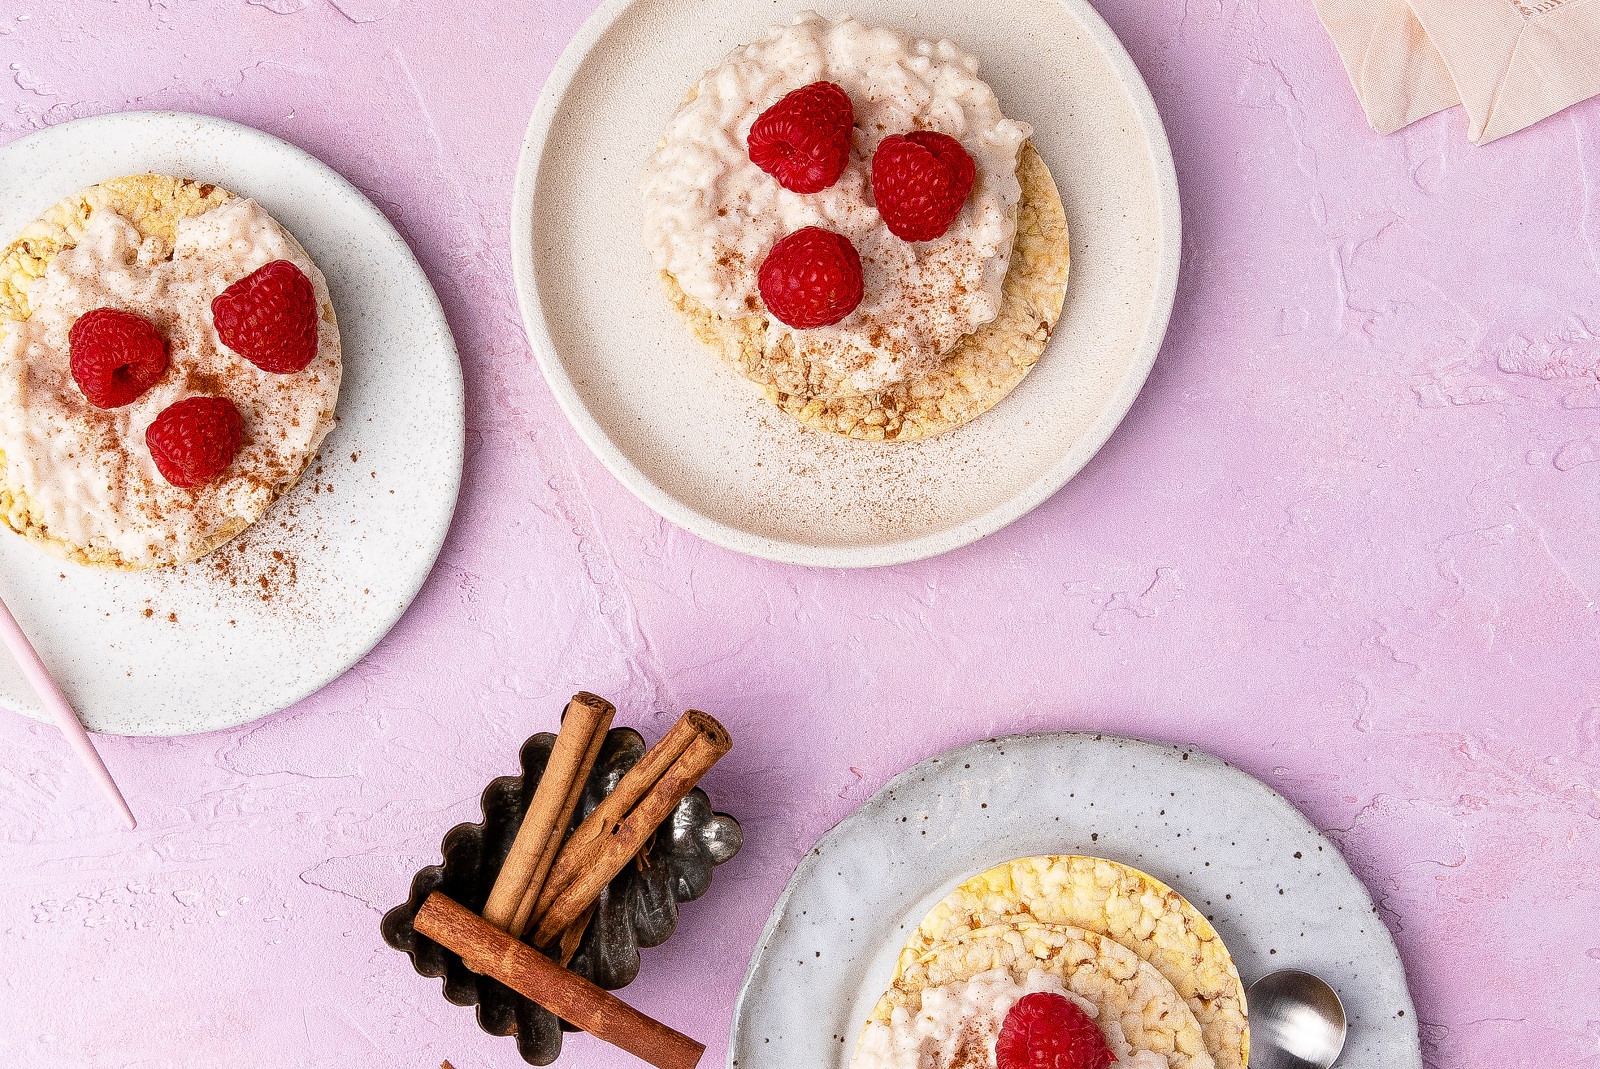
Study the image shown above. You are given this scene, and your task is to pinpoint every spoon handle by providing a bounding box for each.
[0,595,136,829]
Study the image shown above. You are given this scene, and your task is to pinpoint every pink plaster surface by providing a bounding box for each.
[0,1,1597,1066]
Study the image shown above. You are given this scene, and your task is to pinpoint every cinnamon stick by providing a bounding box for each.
[535,711,729,923]
[532,727,729,947]
[507,715,609,937]
[482,693,614,932]
[416,893,704,1069]
[557,902,598,967]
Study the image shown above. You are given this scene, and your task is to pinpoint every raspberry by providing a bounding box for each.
[996,993,1116,1069]
[757,227,864,329]
[145,396,244,488]
[870,130,976,242]
[747,81,855,194]
[211,259,319,374]
[68,308,169,409]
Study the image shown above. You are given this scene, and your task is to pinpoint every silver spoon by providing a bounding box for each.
[1247,969,1348,1069]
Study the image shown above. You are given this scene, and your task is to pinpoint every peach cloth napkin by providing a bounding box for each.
[1313,0,1600,144]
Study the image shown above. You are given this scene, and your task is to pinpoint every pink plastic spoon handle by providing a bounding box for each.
[0,596,136,829]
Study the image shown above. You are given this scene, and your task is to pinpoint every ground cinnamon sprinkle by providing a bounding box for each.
[133,468,318,621]
[207,527,302,605]
[739,406,946,533]
[116,441,375,625]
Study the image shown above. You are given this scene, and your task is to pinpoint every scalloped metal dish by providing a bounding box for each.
[382,726,741,1065]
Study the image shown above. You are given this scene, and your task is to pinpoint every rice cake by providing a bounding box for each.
[663,142,1069,442]
[864,920,1213,1069]
[0,174,341,569]
[900,855,1248,1069]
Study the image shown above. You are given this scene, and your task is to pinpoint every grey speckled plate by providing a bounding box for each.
[0,111,463,735]
[731,733,1420,1069]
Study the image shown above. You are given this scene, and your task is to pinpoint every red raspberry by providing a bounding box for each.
[145,396,244,489]
[211,259,319,374]
[996,993,1116,1069]
[68,308,169,409]
[870,131,976,242]
[747,81,855,194]
[757,227,864,329]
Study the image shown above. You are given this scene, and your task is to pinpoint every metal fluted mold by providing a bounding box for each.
[381,726,742,1065]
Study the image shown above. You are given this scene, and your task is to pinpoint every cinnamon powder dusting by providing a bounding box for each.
[103,432,391,639]
[949,1022,991,1069]
[207,533,301,605]
[740,405,954,534]
[200,481,314,610]
[125,444,367,624]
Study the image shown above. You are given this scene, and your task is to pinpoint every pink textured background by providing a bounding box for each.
[1,1,1597,1067]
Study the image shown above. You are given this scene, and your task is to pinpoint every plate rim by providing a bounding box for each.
[0,109,465,736]
[728,730,1423,1068]
[510,0,1182,569]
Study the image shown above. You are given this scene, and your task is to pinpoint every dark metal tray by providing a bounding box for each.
[381,725,742,1064]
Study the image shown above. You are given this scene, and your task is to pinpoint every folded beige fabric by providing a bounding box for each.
[1313,0,1600,144]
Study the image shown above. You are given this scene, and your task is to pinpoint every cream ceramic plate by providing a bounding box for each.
[0,112,463,735]
[511,0,1180,568]
[733,733,1422,1068]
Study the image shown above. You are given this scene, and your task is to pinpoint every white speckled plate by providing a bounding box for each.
[511,0,1179,567]
[0,111,463,736]
[732,733,1421,1068]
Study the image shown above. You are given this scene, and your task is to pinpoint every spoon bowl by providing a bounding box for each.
[1247,969,1348,1069]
